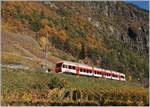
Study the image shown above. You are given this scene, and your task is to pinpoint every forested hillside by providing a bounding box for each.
[2,1,149,85]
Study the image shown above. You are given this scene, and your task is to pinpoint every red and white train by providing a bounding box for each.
[55,61,126,81]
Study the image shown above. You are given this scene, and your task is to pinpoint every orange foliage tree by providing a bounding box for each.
[38,18,68,49]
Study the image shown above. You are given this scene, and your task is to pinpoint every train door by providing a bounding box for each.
[92,66,94,76]
[119,74,121,81]
[110,71,112,79]
[76,65,80,75]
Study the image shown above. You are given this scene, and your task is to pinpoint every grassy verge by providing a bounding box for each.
[1,67,149,106]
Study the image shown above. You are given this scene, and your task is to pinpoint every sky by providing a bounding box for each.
[125,0,149,11]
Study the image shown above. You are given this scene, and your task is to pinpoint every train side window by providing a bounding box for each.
[90,70,92,73]
[69,66,72,69]
[121,76,124,78]
[113,74,117,77]
[80,68,82,72]
[63,64,67,68]
[72,66,75,70]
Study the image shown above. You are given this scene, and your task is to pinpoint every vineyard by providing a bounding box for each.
[1,67,149,106]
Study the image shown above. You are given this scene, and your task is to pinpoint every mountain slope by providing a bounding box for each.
[1,1,149,86]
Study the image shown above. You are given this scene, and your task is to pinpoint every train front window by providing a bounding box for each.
[56,63,62,68]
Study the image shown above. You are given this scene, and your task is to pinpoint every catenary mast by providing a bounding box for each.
[45,32,48,73]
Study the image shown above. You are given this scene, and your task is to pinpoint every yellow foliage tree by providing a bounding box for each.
[58,29,67,43]
[87,35,97,49]
[40,19,49,27]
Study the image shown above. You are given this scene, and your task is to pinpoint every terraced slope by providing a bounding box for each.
[1,67,149,106]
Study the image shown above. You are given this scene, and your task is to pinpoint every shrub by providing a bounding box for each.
[51,36,64,49]
[30,21,42,32]
[47,76,65,89]
[87,48,100,64]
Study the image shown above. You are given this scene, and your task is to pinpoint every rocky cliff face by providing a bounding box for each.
[52,1,149,55]
[1,1,149,85]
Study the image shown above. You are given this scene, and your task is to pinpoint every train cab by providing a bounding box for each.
[55,62,63,73]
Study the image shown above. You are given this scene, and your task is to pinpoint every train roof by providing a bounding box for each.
[57,60,92,68]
